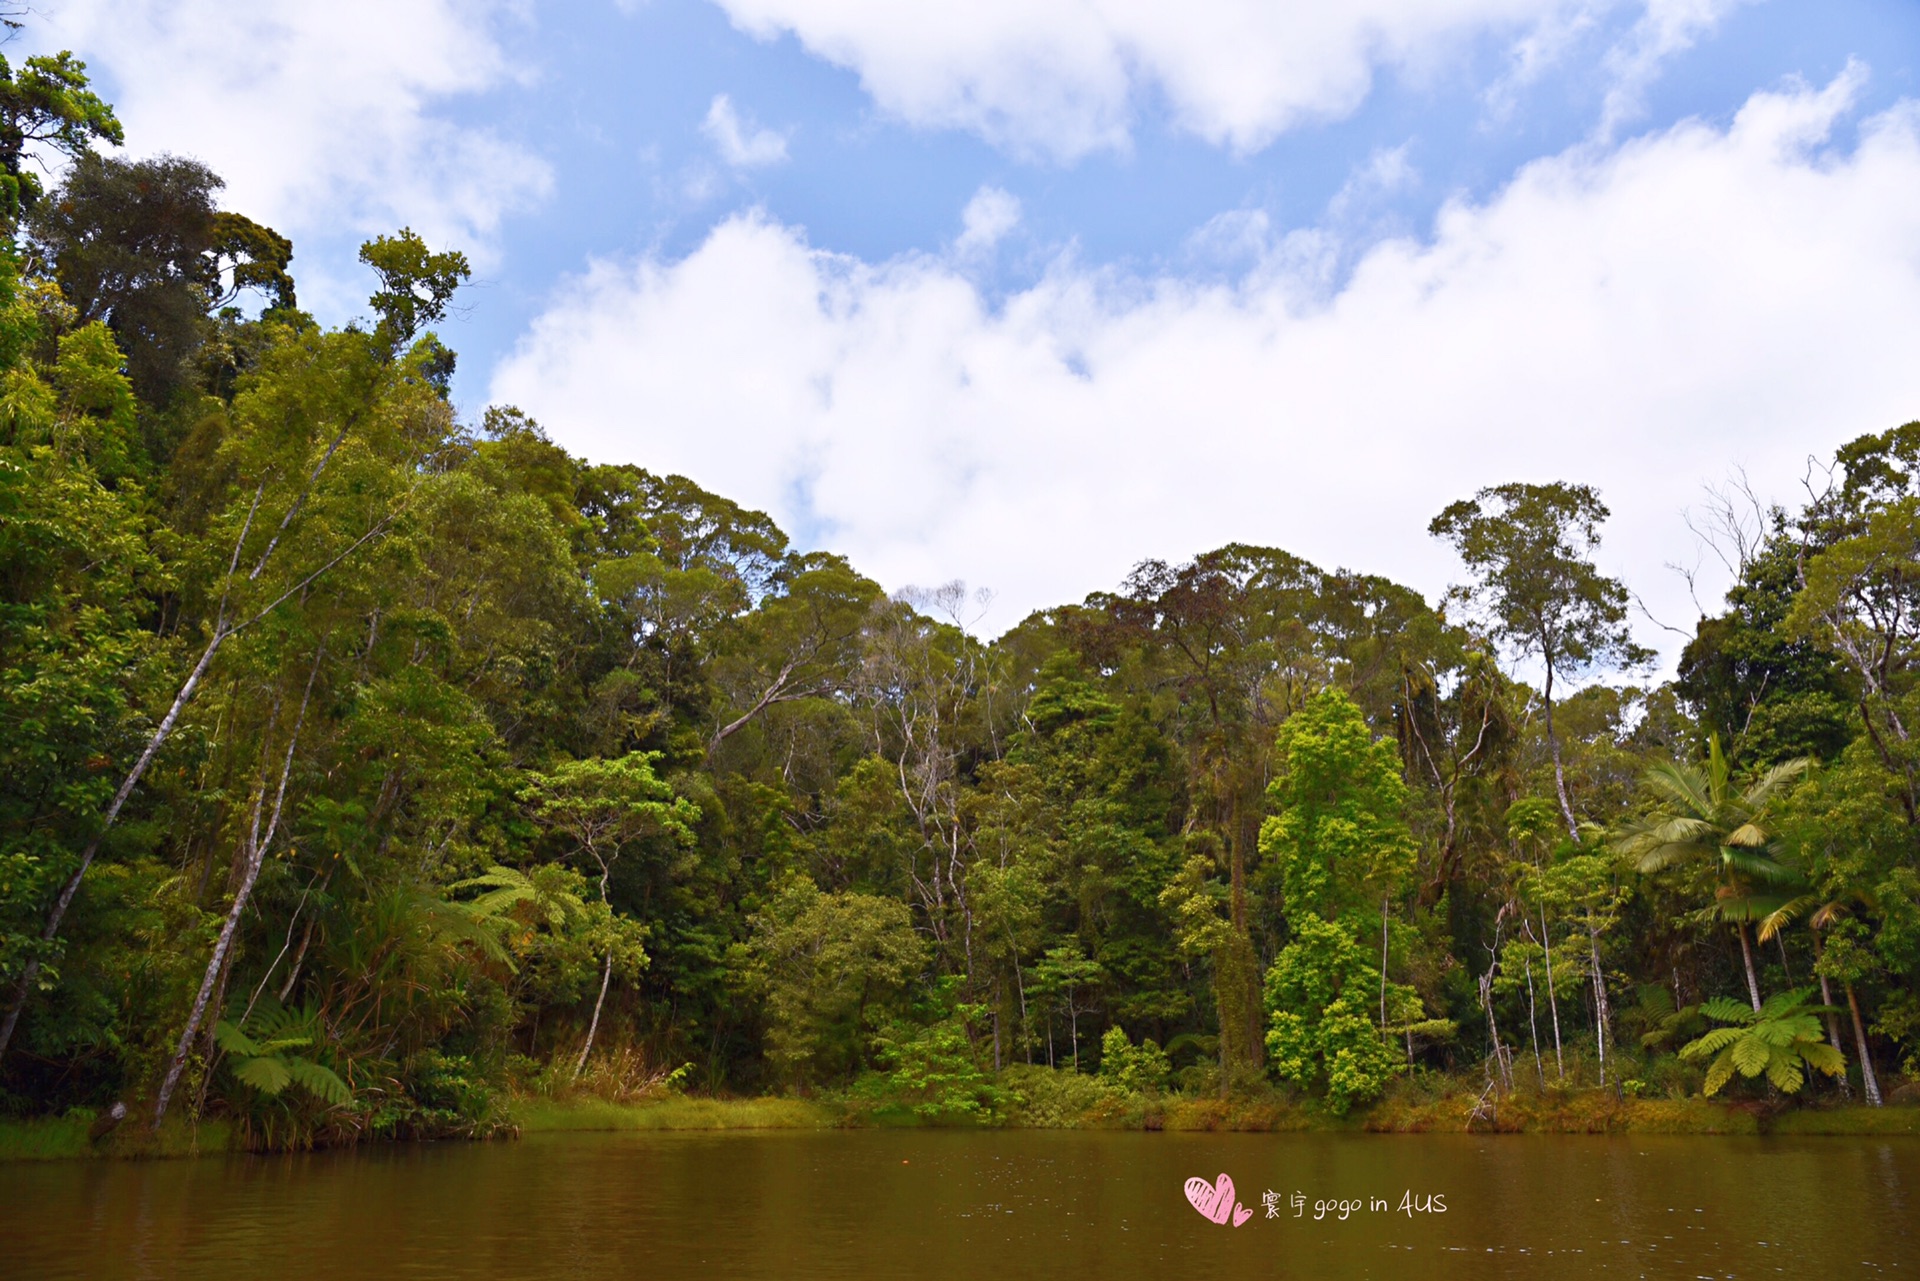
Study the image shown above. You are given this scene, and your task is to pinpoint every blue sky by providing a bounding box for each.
[27,0,1920,655]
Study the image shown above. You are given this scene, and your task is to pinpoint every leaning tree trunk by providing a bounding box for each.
[1479,965,1513,1092]
[153,658,318,1129]
[0,472,389,1065]
[0,627,231,1061]
[573,950,615,1080]
[1737,920,1763,1013]
[1846,982,1884,1108]
[574,848,619,1081]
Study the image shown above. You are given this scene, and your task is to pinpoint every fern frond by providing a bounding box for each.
[233,1055,293,1097]
[1757,987,1818,1018]
[1730,1035,1771,1077]
[1680,1026,1745,1058]
[1699,996,1756,1024]
[283,1058,352,1106]
[1800,1042,1846,1076]
[213,1020,260,1058]
[1764,1052,1804,1094]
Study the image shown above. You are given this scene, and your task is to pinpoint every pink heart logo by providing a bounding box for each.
[1184,1173,1250,1227]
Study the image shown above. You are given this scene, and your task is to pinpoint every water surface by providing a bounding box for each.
[5,1129,1916,1279]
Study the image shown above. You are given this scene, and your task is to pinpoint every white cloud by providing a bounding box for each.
[1328,146,1421,223]
[1598,0,1759,136]
[710,0,1710,159]
[954,186,1022,256]
[490,75,1920,663]
[34,0,551,299]
[702,94,792,169]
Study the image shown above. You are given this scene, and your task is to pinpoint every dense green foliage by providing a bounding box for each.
[3,55,1918,1147]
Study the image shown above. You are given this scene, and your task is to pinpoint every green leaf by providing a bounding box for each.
[1764,1052,1804,1094]
[1730,1035,1771,1077]
[212,1020,261,1058]
[233,1055,293,1097]
[1679,1026,1743,1059]
[1800,1042,1846,1076]
[1699,997,1755,1025]
[283,1057,352,1106]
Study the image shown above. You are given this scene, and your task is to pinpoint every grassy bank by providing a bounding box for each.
[6,1094,1915,1162]
[0,1114,232,1162]
[512,1096,838,1132]
[512,1090,1920,1138]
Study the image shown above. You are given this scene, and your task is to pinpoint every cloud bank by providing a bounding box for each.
[491,75,1919,652]
[711,0,1705,158]
[37,0,551,287]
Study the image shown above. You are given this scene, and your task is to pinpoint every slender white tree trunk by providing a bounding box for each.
[1523,957,1544,1089]
[1379,897,1391,1030]
[1541,661,1579,841]
[1738,921,1763,1013]
[573,950,614,1080]
[1588,920,1611,1088]
[153,656,319,1129]
[1847,983,1883,1107]
[1541,905,1564,1080]
[0,628,230,1060]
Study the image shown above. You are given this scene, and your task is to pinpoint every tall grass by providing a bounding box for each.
[513,1096,835,1132]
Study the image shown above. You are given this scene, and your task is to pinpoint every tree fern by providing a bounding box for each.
[214,1000,350,1107]
[1679,987,1844,1096]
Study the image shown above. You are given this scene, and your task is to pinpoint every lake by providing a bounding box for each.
[4,1129,1916,1279]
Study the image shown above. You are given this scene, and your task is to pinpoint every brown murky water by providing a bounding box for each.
[4,1129,1917,1279]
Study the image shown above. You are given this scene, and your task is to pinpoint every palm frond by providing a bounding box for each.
[1744,757,1813,808]
[1719,849,1801,886]
[1642,760,1714,818]
[1758,895,1816,942]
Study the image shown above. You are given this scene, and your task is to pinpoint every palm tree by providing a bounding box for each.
[1615,738,1810,1011]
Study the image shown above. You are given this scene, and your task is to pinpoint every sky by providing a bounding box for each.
[23,0,1920,665]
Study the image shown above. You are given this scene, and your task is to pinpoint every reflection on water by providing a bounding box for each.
[5,1129,1917,1279]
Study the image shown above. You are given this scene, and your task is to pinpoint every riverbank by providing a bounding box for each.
[7,1093,1916,1161]
[514,1096,837,1132]
[0,1114,232,1163]
[517,1092,1920,1139]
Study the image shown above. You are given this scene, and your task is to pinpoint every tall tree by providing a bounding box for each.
[1259,689,1423,1111]
[1788,422,1920,826]
[0,50,120,230]
[521,752,696,1076]
[30,153,294,404]
[1430,483,1650,838]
